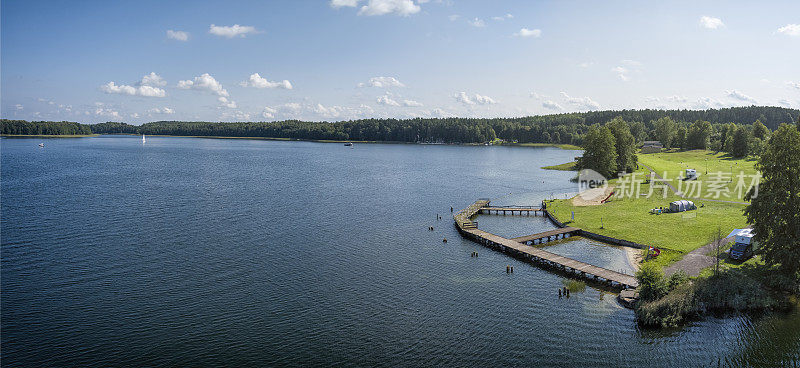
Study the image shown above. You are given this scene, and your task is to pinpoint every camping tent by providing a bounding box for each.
[669,200,695,212]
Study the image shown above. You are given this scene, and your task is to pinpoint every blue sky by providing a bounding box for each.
[2,0,799,123]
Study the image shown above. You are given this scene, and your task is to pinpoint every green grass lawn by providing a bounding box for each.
[547,150,753,257]
[541,161,577,171]
[638,150,758,202]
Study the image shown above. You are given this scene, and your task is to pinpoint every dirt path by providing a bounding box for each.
[663,232,740,277]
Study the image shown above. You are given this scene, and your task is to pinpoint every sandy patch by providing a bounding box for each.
[571,185,616,206]
[626,247,643,272]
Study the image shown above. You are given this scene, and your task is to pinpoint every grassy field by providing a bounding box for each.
[638,150,758,202]
[547,150,753,264]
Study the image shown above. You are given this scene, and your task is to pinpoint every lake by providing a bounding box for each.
[2,136,798,367]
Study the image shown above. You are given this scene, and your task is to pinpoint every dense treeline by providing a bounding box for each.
[0,119,92,135]
[3,106,798,145]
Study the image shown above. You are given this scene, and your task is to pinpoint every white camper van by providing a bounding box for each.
[685,169,697,180]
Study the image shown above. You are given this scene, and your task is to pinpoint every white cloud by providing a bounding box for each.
[726,89,757,103]
[358,76,405,88]
[778,99,792,107]
[131,113,139,118]
[777,24,800,36]
[454,92,496,105]
[218,96,237,108]
[612,66,629,81]
[621,59,642,67]
[429,108,455,118]
[491,14,513,21]
[177,73,229,96]
[358,0,421,16]
[15,104,23,111]
[209,24,258,38]
[560,92,600,110]
[240,73,293,89]
[700,16,724,29]
[220,110,251,121]
[667,95,688,103]
[140,72,167,87]
[166,30,189,41]
[788,81,800,90]
[330,0,359,8]
[403,99,423,107]
[469,18,486,27]
[542,100,562,110]
[101,80,166,97]
[148,107,175,114]
[377,94,401,106]
[262,106,277,119]
[694,97,725,109]
[95,108,120,118]
[264,102,373,120]
[578,61,593,68]
[514,28,542,38]
[448,14,460,21]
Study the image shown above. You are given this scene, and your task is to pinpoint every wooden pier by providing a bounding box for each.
[453,200,638,289]
[512,227,579,244]
[478,206,545,216]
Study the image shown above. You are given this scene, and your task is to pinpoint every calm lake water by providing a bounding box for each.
[2,136,798,367]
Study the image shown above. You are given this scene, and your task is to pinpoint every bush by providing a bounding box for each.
[636,262,668,302]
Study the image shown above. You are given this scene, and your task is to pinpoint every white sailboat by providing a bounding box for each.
[142,134,146,143]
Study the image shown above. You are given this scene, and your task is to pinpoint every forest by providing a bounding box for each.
[3,106,798,148]
[0,119,93,135]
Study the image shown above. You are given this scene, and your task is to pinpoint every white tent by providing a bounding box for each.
[669,200,695,212]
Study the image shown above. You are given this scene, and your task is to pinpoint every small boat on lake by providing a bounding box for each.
[38,143,44,147]
[142,134,146,143]
[344,142,353,147]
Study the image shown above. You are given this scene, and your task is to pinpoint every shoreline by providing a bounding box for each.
[89,134,581,149]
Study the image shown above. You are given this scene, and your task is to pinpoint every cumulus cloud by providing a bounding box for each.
[101,80,166,97]
[95,108,120,118]
[542,100,562,110]
[667,95,688,103]
[148,107,175,114]
[776,24,800,36]
[454,92,496,105]
[726,89,757,103]
[358,0,421,16]
[330,0,359,8]
[15,104,24,111]
[700,16,724,29]
[166,30,189,41]
[177,73,229,96]
[778,99,792,107]
[262,106,278,119]
[469,18,486,27]
[514,28,542,38]
[448,14,460,22]
[358,76,405,88]
[560,92,600,110]
[263,102,373,120]
[694,97,725,109]
[403,99,423,107]
[217,96,237,108]
[140,72,167,87]
[240,73,293,89]
[209,24,258,38]
[377,94,401,106]
[788,81,800,90]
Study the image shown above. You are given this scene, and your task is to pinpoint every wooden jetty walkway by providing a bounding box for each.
[478,206,545,216]
[453,200,638,289]
[512,227,579,244]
